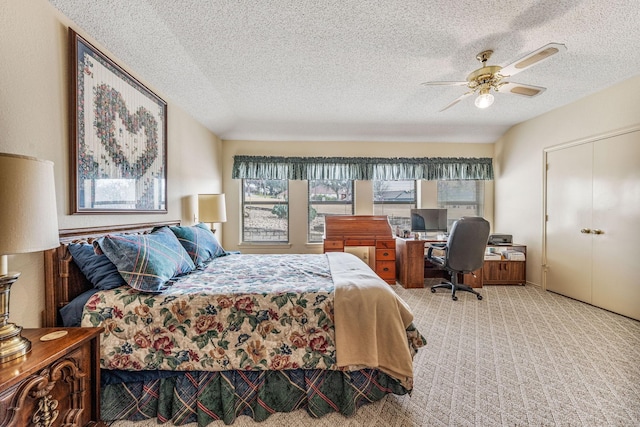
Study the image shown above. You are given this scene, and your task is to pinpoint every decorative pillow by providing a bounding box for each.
[68,243,127,290]
[95,227,195,293]
[169,223,226,267]
[59,288,98,327]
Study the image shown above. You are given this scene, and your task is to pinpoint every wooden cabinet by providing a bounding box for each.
[0,328,105,427]
[323,215,396,284]
[375,240,396,282]
[481,244,526,285]
[482,260,526,285]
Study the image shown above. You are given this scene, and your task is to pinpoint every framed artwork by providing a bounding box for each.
[70,28,167,213]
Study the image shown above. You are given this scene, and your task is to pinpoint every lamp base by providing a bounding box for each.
[0,323,31,363]
[0,273,31,364]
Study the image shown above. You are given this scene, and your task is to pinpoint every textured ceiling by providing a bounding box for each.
[48,0,640,143]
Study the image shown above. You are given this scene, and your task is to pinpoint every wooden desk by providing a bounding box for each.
[323,215,396,284]
[396,238,456,288]
[395,238,526,289]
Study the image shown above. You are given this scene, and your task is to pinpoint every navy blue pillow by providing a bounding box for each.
[59,288,98,327]
[68,243,126,290]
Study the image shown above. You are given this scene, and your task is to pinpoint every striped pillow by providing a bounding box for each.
[169,223,225,267]
[95,227,195,292]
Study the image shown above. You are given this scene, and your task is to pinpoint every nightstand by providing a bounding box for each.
[0,328,105,426]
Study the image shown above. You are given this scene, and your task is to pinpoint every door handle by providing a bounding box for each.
[591,229,604,235]
[580,228,591,234]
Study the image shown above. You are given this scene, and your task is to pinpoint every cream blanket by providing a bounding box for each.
[328,252,416,389]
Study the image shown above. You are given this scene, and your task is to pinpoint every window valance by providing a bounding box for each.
[232,156,493,181]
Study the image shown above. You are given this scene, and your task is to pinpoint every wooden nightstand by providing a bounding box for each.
[0,328,105,426]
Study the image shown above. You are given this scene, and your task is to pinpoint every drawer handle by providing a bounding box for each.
[383,252,389,256]
[383,267,389,272]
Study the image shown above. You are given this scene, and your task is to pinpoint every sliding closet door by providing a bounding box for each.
[545,143,593,302]
[591,132,640,320]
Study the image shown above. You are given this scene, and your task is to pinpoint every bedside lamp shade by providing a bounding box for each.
[0,153,59,363]
[198,194,226,232]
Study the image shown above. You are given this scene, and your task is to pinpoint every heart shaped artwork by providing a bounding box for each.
[73,30,166,213]
[93,83,159,179]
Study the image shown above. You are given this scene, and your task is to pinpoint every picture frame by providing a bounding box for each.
[70,28,167,214]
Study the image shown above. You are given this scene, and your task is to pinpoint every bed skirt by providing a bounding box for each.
[101,368,409,426]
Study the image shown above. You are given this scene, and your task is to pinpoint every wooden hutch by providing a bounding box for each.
[323,215,396,284]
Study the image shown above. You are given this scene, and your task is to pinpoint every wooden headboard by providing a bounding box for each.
[43,221,180,327]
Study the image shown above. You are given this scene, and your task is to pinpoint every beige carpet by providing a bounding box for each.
[110,284,640,426]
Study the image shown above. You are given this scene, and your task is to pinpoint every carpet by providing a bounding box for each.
[110,284,640,426]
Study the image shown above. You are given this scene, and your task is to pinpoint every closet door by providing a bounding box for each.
[545,143,593,302]
[591,132,640,319]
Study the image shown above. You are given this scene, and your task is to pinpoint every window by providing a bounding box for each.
[242,179,288,243]
[373,180,416,232]
[437,180,485,229]
[308,180,353,243]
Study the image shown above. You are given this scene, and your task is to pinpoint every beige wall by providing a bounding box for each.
[221,140,495,255]
[6,0,637,328]
[0,0,222,327]
[494,74,640,286]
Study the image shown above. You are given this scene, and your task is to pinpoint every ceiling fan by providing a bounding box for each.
[423,42,566,111]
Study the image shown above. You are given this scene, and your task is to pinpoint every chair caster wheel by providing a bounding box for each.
[477,295,483,300]
[452,295,458,301]
[430,288,436,293]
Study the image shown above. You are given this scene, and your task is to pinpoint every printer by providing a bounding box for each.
[488,234,513,245]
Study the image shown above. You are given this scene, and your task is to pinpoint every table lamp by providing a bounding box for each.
[0,153,59,363]
[198,194,227,233]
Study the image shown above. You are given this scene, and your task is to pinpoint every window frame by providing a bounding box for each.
[373,180,417,233]
[436,180,485,229]
[241,178,290,243]
[307,179,354,243]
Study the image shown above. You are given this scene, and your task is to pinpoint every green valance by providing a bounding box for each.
[232,156,493,181]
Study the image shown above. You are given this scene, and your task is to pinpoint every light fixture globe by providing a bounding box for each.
[475,90,494,109]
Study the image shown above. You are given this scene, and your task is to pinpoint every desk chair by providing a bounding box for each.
[426,216,490,301]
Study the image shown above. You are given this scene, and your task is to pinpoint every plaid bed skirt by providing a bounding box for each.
[101,368,409,426]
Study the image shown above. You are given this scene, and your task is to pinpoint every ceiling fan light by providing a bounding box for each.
[475,92,494,109]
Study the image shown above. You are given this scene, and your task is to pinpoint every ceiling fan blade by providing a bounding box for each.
[499,42,566,77]
[498,81,547,97]
[439,92,473,112]
[422,81,468,86]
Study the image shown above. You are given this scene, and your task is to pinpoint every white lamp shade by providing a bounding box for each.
[198,194,227,223]
[0,153,59,256]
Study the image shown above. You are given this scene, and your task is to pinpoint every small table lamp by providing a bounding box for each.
[198,194,227,233]
[0,153,59,363]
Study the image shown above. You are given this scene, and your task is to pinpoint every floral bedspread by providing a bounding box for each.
[83,254,342,373]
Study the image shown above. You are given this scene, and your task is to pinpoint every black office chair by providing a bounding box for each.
[426,216,490,301]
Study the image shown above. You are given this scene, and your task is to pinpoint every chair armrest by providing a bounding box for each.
[427,243,446,249]
[426,243,446,260]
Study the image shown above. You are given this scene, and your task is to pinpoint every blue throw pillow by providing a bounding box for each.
[169,223,226,267]
[95,227,195,293]
[68,243,127,290]
[59,288,98,327]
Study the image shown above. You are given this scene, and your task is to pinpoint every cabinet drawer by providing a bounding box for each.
[376,240,395,249]
[0,328,104,427]
[376,260,396,279]
[345,239,375,246]
[323,240,344,251]
[376,248,395,261]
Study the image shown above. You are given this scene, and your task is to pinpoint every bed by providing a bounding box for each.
[43,221,426,426]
